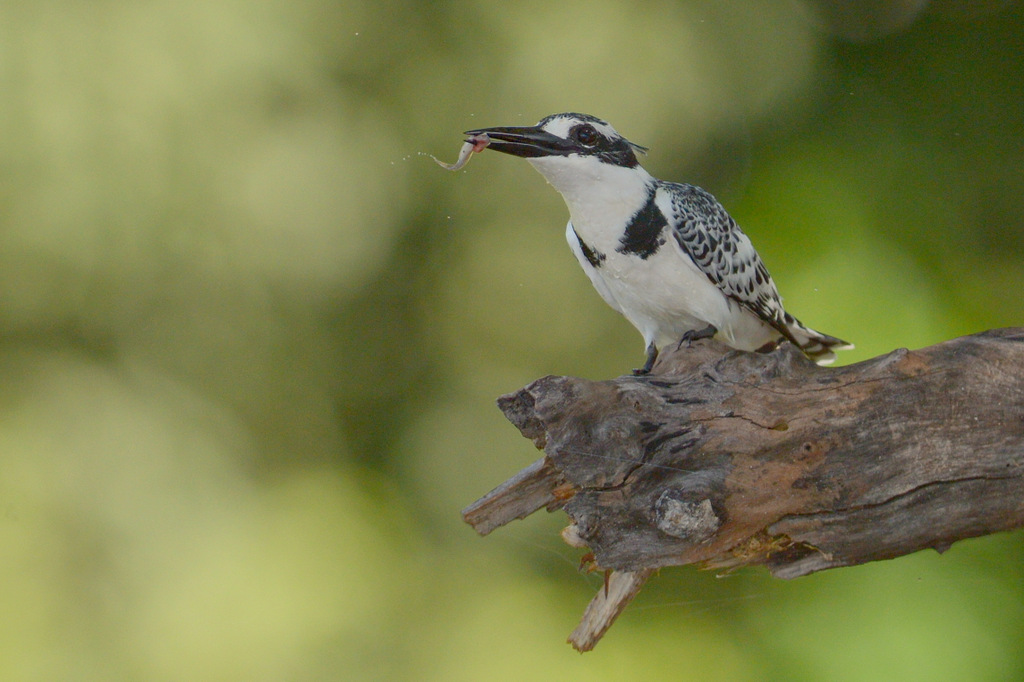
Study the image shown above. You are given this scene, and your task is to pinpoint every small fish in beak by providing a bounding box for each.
[432,133,491,171]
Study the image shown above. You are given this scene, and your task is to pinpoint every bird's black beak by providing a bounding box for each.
[462,125,571,159]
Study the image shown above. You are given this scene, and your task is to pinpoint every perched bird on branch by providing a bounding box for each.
[464,113,852,374]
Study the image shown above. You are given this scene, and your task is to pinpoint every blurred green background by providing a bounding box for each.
[2,0,1023,679]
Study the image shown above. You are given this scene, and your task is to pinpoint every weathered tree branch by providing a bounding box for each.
[462,328,1024,650]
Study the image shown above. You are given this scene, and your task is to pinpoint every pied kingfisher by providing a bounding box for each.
[464,113,852,374]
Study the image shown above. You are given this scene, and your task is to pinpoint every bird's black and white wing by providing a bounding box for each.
[660,182,852,361]
[660,182,791,333]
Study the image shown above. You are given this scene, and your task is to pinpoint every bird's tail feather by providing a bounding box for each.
[780,313,853,366]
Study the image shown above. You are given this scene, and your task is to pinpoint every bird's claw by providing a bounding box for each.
[675,324,718,351]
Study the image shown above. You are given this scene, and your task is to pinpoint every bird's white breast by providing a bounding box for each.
[560,180,777,352]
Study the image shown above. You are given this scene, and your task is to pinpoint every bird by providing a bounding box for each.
[463,113,852,375]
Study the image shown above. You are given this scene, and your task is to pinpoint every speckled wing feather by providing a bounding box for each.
[662,182,798,343]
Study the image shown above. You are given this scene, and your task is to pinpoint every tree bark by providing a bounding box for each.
[462,328,1024,650]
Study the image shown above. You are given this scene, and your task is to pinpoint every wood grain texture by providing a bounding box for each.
[463,329,1024,647]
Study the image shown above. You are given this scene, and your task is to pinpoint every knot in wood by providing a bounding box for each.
[652,489,720,543]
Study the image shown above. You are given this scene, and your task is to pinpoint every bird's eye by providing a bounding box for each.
[574,124,599,146]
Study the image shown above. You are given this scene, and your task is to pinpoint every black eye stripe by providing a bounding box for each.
[538,115,642,168]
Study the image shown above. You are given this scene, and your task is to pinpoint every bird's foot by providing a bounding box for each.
[674,324,718,351]
[632,342,659,376]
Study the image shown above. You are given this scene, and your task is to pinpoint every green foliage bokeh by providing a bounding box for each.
[1,1,1023,679]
